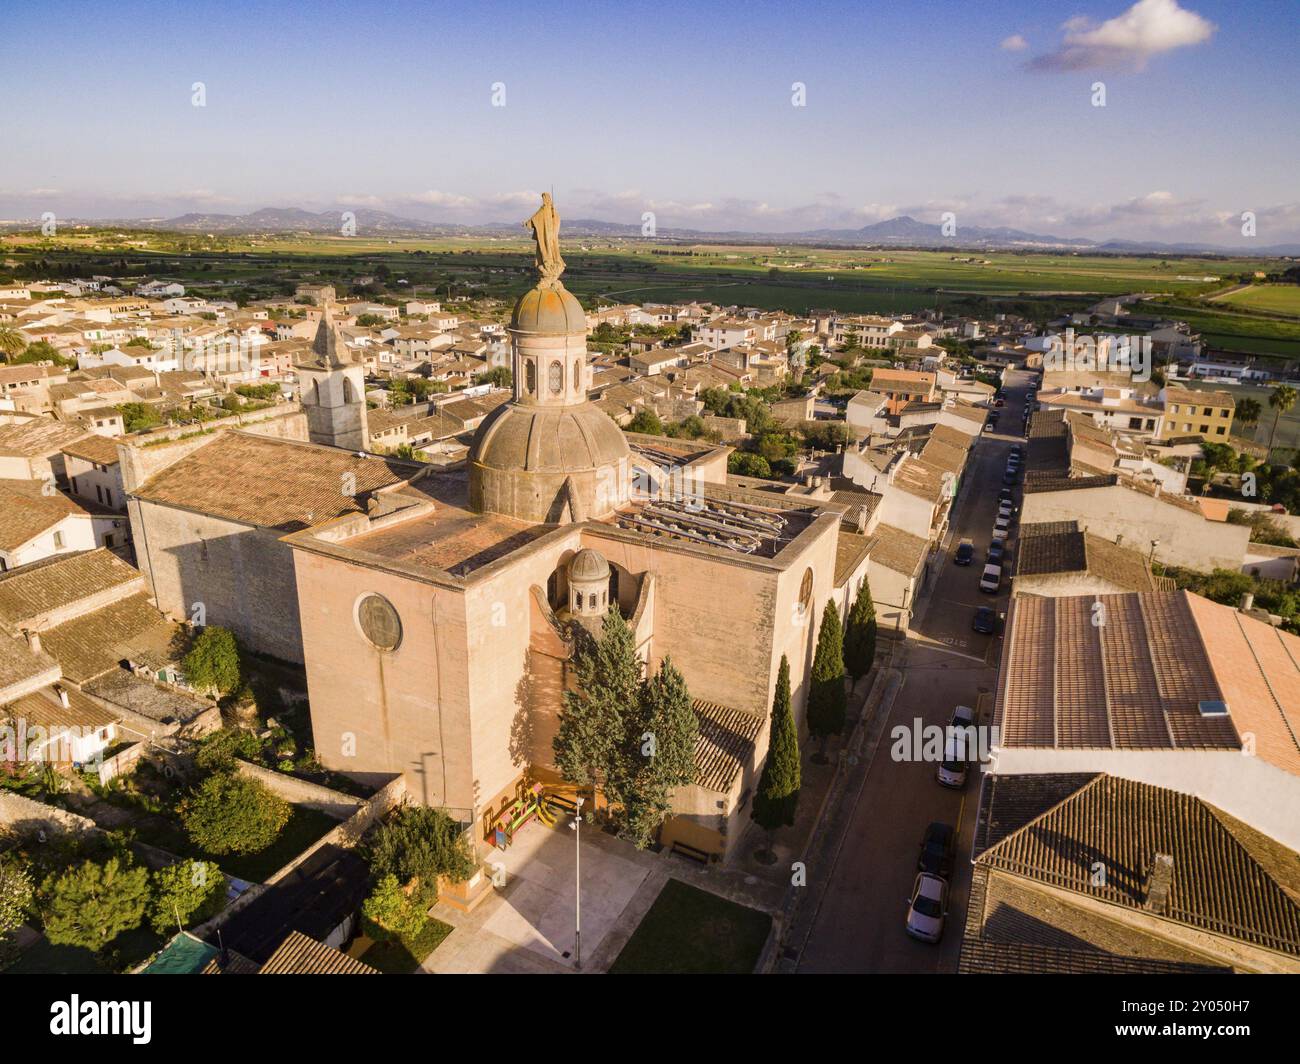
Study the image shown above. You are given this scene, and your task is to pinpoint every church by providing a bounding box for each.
[124,197,875,863]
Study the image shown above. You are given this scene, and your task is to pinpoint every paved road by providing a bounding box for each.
[795,369,1034,973]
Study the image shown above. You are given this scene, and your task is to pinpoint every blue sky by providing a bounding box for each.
[2,0,1297,243]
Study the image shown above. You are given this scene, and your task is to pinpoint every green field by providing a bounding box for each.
[4,228,1295,350]
[1215,285,1300,315]
[609,878,771,974]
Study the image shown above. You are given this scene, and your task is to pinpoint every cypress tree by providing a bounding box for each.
[843,578,877,683]
[807,600,847,742]
[554,607,639,793]
[752,656,801,857]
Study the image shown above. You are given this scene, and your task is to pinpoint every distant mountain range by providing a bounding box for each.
[8,207,1299,256]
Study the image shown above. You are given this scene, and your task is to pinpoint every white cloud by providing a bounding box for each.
[1029,0,1215,72]
[1001,34,1029,52]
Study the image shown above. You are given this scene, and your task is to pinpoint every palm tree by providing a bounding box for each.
[1235,396,1262,436]
[0,326,25,362]
[1266,385,1297,460]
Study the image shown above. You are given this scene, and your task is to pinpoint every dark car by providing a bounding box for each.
[989,410,1001,422]
[972,605,997,634]
[1012,445,1023,458]
[988,540,1006,564]
[1002,470,1018,485]
[954,540,975,566]
[918,821,955,877]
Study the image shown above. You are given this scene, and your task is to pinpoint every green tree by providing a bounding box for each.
[366,805,476,890]
[117,401,163,433]
[728,451,772,478]
[751,656,800,858]
[182,626,241,697]
[475,366,512,388]
[179,772,291,855]
[148,859,224,933]
[1235,397,1261,431]
[41,857,149,951]
[807,600,847,750]
[361,873,424,940]
[1267,385,1297,458]
[613,656,698,849]
[0,860,33,937]
[554,607,638,792]
[10,340,75,367]
[843,578,877,683]
[0,326,25,361]
[626,409,664,435]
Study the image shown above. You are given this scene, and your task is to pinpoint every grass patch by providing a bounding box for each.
[610,879,771,974]
[350,916,454,974]
[7,925,165,975]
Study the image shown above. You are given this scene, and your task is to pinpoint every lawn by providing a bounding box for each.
[6,925,165,975]
[609,879,772,974]
[349,916,454,974]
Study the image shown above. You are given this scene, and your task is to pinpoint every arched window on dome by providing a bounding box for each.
[526,359,537,395]
[312,380,321,404]
[549,360,564,395]
[573,358,582,394]
[588,593,597,609]
[342,377,355,404]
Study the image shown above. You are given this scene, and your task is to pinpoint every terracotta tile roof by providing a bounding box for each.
[59,433,122,465]
[692,697,763,793]
[1017,531,1155,592]
[868,523,929,577]
[256,931,380,975]
[2,685,118,733]
[0,631,60,695]
[132,432,420,531]
[0,549,142,631]
[38,592,174,684]
[0,419,89,458]
[0,480,99,551]
[997,590,1300,773]
[976,774,1300,956]
[835,531,871,586]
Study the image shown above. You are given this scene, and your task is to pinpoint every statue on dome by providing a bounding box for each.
[523,192,565,284]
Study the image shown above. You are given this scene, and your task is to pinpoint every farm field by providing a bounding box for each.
[4,229,1295,342]
[1214,284,1300,315]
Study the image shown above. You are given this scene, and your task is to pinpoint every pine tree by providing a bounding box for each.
[807,600,847,742]
[752,656,800,855]
[843,578,877,683]
[554,607,640,793]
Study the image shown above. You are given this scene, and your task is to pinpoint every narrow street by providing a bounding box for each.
[793,369,1033,972]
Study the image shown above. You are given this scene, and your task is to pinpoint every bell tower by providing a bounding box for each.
[296,305,369,452]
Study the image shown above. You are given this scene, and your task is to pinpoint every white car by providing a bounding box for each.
[993,515,1012,538]
[906,873,949,943]
[937,733,969,788]
[979,562,1002,592]
[950,704,976,729]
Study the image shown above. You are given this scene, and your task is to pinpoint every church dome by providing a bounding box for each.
[470,402,629,474]
[568,548,609,583]
[511,283,586,335]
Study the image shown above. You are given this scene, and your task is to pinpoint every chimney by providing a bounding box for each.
[1143,853,1174,915]
[1115,533,1123,547]
[55,686,69,708]
[24,629,41,655]
[1240,592,1254,613]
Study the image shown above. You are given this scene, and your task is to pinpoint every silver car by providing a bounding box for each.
[906,873,949,943]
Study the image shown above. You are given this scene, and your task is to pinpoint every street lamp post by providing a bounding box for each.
[1149,539,1160,566]
[569,796,584,969]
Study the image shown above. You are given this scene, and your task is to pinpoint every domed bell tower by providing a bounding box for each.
[469,194,630,524]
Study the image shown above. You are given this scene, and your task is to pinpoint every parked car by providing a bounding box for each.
[950,704,976,729]
[1002,470,1018,486]
[972,605,997,634]
[906,873,949,943]
[937,734,969,789]
[988,539,1006,564]
[980,562,1002,592]
[994,398,1005,407]
[993,514,1012,538]
[954,539,975,566]
[917,822,955,877]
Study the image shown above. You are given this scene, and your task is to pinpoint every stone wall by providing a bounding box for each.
[233,759,366,820]
[129,497,306,663]
[0,791,97,836]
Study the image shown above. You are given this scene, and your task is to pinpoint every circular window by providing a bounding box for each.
[798,568,813,616]
[357,593,402,651]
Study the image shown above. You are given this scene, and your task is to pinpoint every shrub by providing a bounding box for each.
[179,772,291,855]
[148,859,224,933]
[41,857,149,951]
